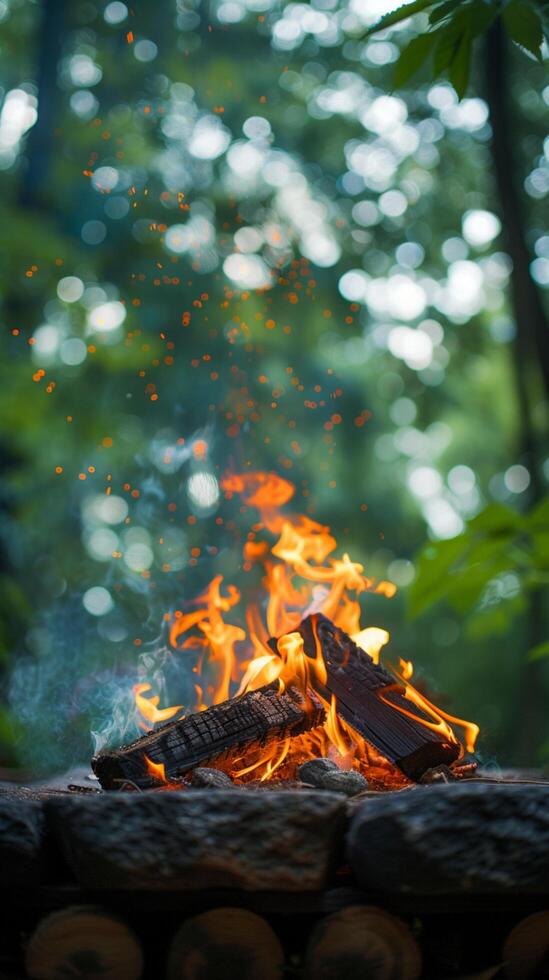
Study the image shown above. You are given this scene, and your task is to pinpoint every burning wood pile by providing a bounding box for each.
[4,460,549,980]
[92,471,478,793]
[6,473,549,980]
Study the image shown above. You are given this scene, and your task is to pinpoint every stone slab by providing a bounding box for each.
[0,797,45,888]
[347,782,549,895]
[47,789,347,892]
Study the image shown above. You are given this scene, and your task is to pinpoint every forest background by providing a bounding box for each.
[0,0,547,772]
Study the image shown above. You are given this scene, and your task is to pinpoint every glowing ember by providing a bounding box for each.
[133,471,479,784]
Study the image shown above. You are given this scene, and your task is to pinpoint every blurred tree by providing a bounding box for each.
[366,0,549,758]
[0,0,547,769]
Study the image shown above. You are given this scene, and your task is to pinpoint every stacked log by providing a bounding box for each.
[25,905,143,980]
[305,905,422,980]
[167,908,284,980]
[502,911,549,979]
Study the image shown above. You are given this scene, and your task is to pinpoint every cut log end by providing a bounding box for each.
[305,905,422,980]
[25,905,144,980]
[167,907,284,980]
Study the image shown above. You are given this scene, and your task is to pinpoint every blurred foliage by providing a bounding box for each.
[410,497,549,644]
[368,0,548,97]
[0,0,547,770]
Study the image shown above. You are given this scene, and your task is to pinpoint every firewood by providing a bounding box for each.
[24,905,143,980]
[92,683,324,791]
[166,907,284,980]
[304,905,422,980]
[502,910,549,978]
[291,614,461,779]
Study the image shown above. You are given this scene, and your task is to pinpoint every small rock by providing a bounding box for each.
[321,770,369,797]
[190,768,233,789]
[298,758,338,787]
[298,759,368,796]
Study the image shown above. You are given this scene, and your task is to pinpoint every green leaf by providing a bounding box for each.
[394,30,440,85]
[527,496,549,529]
[365,0,438,36]
[432,1,498,91]
[530,530,549,566]
[464,535,513,567]
[408,535,471,617]
[449,29,473,98]
[467,0,499,37]
[468,503,524,534]
[466,603,515,640]
[529,640,549,661]
[503,0,544,60]
[444,560,514,614]
[434,20,463,73]
[429,0,462,25]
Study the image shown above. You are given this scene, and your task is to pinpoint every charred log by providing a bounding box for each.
[92,683,324,791]
[287,614,461,780]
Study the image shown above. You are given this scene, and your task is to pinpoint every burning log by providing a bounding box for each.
[167,908,284,980]
[25,906,143,980]
[305,905,422,980]
[92,683,324,791]
[291,614,461,780]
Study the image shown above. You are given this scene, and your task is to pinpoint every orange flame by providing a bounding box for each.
[169,576,246,705]
[133,683,182,727]
[135,470,478,785]
[144,754,167,783]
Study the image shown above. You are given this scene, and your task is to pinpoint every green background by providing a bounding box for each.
[0,0,547,773]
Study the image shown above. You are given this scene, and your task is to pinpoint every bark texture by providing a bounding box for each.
[92,683,324,790]
[292,614,461,779]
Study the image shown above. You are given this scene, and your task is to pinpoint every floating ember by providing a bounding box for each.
[92,471,478,791]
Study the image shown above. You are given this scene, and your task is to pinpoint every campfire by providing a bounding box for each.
[92,471,478,793]
[5,473,549,980]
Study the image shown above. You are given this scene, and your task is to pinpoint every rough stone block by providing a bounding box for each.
[347,782,549,895]
[0,797,45,888]
[48,789,347,891]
